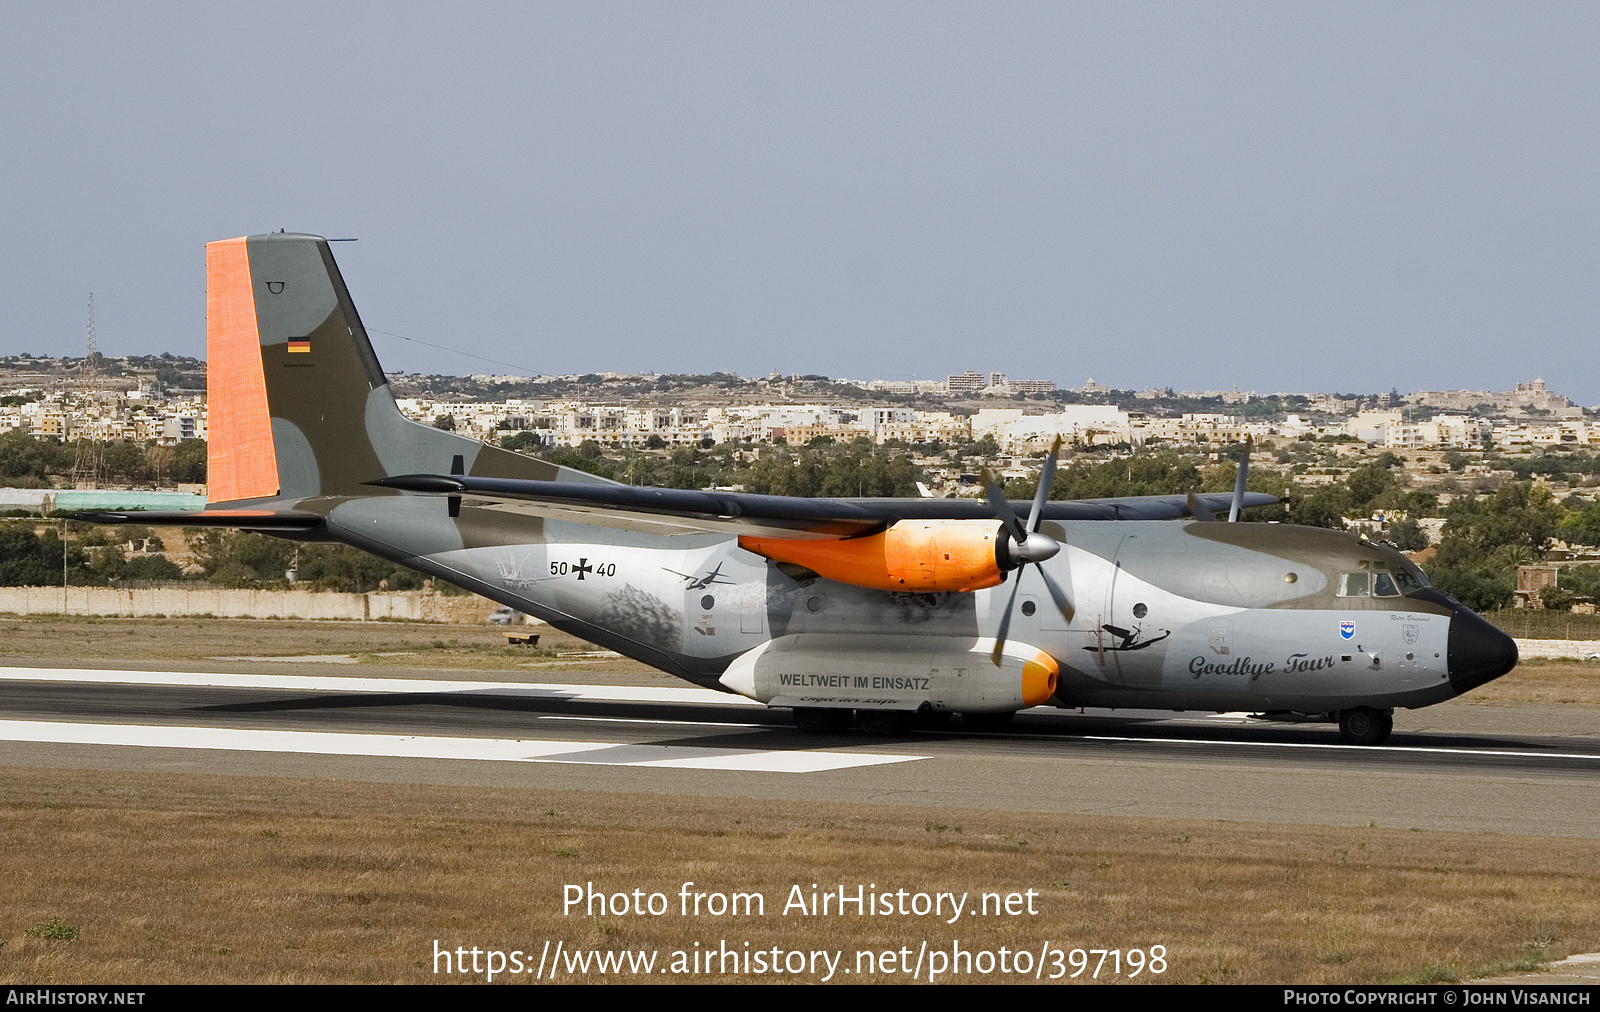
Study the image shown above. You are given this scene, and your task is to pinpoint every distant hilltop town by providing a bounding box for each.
[0,351,1591,456]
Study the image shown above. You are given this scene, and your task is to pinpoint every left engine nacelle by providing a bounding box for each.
[740,519,1008,593]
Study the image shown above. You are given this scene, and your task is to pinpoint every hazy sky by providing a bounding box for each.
[3,3,1597,402]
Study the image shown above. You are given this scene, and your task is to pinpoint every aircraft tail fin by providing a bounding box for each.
[205,232,589,506]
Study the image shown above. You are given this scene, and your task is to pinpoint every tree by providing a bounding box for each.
[1289,486,1353,530]
[170,439,207,483]
[1346,464,1397,510]
[1559,565,1600,602]
[1424,482,1563,608]
[1385,516,1429,552]
[539,443,618,479]
[0,526,62,585]
[1560,501,1600,547]
[120,555,184,582]
[1427,562,1514,612]
[499,431,543,452]
[1432,483,1561,568]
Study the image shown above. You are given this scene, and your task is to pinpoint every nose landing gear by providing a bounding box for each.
[1338,707,1394,746]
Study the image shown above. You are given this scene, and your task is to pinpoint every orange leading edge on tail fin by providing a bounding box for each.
[205,237,280,502]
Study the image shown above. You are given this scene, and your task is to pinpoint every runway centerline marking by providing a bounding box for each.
[0,719,926,774]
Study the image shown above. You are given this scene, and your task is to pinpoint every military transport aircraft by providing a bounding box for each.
[78,233,1518,746]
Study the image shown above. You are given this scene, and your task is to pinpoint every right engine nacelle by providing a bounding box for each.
[719,633,1060,712]
[739,519,1009,593]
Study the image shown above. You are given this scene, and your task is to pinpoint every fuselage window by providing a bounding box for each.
[1338,572,1371,597]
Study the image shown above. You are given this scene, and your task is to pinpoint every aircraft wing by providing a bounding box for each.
[371,474,1275,539]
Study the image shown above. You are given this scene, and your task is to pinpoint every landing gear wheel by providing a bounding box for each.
[961,711,1017,732]
[856,710,912,736]
[793,708,851,734]
[1338,707,1393,746]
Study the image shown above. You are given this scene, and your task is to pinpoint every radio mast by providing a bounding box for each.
[69,293,105,488]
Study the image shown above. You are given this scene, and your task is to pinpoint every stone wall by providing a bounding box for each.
[0,586,504,623]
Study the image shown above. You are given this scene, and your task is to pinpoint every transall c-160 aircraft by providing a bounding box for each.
[80,233,1519,746]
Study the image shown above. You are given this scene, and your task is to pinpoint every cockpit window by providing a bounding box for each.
[1373,573,1399,597]
[1394,570,1428,594]
[1338,572,1371,597]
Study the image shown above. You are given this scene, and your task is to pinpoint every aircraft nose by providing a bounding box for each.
[1447,605,1518,693]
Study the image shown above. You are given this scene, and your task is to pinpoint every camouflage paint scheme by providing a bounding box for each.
[86,234,1517,730]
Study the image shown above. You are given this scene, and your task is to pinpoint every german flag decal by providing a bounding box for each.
[287,339,311,353]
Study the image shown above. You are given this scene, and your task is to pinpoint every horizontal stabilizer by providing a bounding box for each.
[70,510,324,531]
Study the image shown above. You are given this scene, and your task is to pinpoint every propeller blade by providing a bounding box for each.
[1228,435,1252,523]
[1038,563,1076,625]
[990,573,1022,666]
[982,467,1029,544]
[1187,491,1217,521]
[1026,435,1062,534]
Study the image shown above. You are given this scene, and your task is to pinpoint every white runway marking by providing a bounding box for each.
[10,668,1590,764]
[538,714,764,728]
[0,667,760,707]
[0,719,926,773]
[1070,733,1600,762]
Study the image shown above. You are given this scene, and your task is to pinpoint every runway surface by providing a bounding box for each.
[2,663,1598,836]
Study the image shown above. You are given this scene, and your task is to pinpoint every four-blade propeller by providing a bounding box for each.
[1186,434,1253,522]
[982,436,1076,665]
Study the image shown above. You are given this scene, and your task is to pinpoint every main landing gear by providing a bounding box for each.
[793,707,913,736]
[855,710,913,736]
[960,711,1016,732]
[792,707,1019,736]
[792,707,852,734]
[1338,707,1394,746]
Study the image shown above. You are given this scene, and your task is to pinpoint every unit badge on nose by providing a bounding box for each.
[1403,624,1419,645]
[1340,620,1356,640]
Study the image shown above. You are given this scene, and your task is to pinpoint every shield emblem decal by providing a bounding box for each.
[1339,620,1355,640]
[1403,624,1419,645]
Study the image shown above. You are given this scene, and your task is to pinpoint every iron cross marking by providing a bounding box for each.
[574,558,594,580]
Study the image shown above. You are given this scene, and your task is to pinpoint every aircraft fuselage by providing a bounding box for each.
[313,496,1515,720]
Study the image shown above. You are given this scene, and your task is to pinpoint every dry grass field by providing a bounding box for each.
[0,768,1596,985]
[0,616,1596,984]
[0,614,660,675]
[1463,660,1600,706]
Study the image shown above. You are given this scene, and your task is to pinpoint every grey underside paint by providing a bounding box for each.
[365,386,484,479]
[269,418,321,499]
[320,501,731,685]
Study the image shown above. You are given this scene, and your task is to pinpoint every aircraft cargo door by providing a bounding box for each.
[739,582,766,635]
